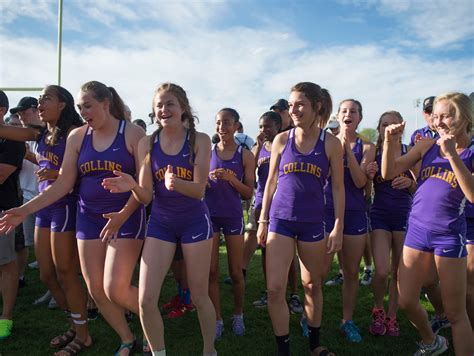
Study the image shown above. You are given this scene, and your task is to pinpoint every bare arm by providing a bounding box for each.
[0,164,17,184]
[0,124,40,142]
[346,140,375,189]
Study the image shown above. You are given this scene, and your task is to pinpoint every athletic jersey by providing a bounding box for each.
[371,145,412,214]
[36,130,77,208]
[150,131,209,222]
[205,144,244,218]
[409,140,474,233]
[77,120,136,214]
[464,138,474,219]
[270,128,329,223]
[254,143,271,209]
[325,137,365,212]
[410,126,439,146]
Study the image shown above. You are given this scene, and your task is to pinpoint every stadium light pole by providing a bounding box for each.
[413,98,421,129]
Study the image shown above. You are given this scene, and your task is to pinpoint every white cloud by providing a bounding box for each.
[0,0,56,25]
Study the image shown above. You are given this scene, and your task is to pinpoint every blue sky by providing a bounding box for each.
[1,0,473,140]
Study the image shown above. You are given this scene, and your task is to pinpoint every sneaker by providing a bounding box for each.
[215,320,224,340]
[87,308,99,321]
[325,273,344,286]
[288,295,304,314]
[369,308,386,336]
[430,315,451,335]
[300,315,309,337]
[33,290,51,305]
[183,300,196,312]
[232,315,245,336]
[48,297,58,310]
[414,334,449,356]
[162,294,181,312]
[223,276,233,285]
[340,320,362,343]
[385,317,400,337]
[28,260,39,269]
[252,292,268,308]
[167,306,186,319]
[0,319,13,340]
[360,269,373,286]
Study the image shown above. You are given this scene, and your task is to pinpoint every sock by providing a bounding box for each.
[152,350,166,356]
[364,265,373,272]
[182,288,191,305]
[275,334,290,356]
[242,269,247,278]
[308,326,321,351]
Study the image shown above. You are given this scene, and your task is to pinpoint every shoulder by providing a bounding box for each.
[242,146,254,160]
[125,121,146,141]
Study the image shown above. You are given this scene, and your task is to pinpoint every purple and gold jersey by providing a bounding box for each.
[150,132,209,222]
[409,141,474,234]
[254,144,271,210]
[77,120,136,214]
[270,128,329,223]
[371,145,412,214]
[36,130,77,208]
[205,144,244,218]
[464,139,474,219]
[325,137,365,212]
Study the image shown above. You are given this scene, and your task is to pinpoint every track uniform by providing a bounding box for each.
[465,138,474,245]
[269,128,329,241]
[410,126,439,146]
[205,145,244,235]
[35,131,77,232]
[254,144,271,211]
[325,137,368,235]
[147,132,212,243]
[370,145,412,232]
[76,120,145,240]
[404,141,474,257]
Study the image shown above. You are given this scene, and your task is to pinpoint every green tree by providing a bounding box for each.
[358,128,378,143]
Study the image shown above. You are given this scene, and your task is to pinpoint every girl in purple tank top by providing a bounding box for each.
[257,82,344,356]
[382,93,474,355]
[0,85,93,352]
[101,83,217,355]
[0,82,146,354]
[365,111,415,337]
[205,108,255,339]
[325,99,376,342]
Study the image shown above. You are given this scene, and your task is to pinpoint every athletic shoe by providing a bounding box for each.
[300,315,309,337]
[252,292,268,308]
[369,308,386,336]
[430,315,451,335]
[414,334,448,356]
[33,290,51,305]
[223,276,233,285]
[340,320,362,343]
[0,319,13,340]
[87,308,99,321]
[183,300,196,312]
[288,295,304,314]
[360,269,373,286]
[48,297,58,310]
[28,260,39,269]
[162,295,181,312]
[232,315,245,336]
[385,317,400,337]
[325,273,344,286]
[167,306,186,319]
[215,320,224,340]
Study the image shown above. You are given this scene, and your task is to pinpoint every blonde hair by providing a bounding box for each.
[434,92,473,134]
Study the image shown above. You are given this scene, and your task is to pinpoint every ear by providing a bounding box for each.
[58,101,66,112]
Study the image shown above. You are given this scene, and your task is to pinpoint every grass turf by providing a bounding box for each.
[1,246,455,355]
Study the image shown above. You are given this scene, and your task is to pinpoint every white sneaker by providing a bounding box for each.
[33,290,51,305]
[48,297,58,309]
[28,260,39,269]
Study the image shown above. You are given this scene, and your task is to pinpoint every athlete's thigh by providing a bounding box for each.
[467,245,474,285]
[34,227,53,268]
[182,239,214,295]
[398,246,433,299]
[297,237,328,283]
[370,229,392,273]
[341,234,367,272]
[435,254,468,310]
[391,231,406,271]
[76,239,108,291]
[224,233,244,271]
[209,232,221,272]
[266,232,296,289]
[50,230,80,273]
[104,238,143,288]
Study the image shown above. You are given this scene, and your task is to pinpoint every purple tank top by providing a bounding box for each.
[151,132,209,222]
[464,138,474,219]
[77,121,136,214]
[371,145,412,214]
[254,144,271,210]
[325,137,365,211]
[205,144,244,218]
[270,128,329,223]
[36,130,77,208]
[409,141,474,233]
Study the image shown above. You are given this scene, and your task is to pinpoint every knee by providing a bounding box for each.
[139,293,157,315]
[267,282,286,301]
[190,293,208,310]
[375,267,390,281]
[229,269,244,284]
[301,279,322,297]
[443,303,466,325]
[39,268,56,287]
[104,281,124,305]
[342,266,359,281]
[88,283,108,306]
[398,294,417,311]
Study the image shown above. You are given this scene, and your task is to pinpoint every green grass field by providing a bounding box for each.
[1,246,455,355]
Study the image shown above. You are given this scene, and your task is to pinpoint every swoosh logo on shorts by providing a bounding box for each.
[112,148,120,151]
[121,232,134,235]
[183,153,190,157]
[230,228,240,233]
[357,228,365,232]
[192,233,203,240]
[312,233,322,239]
[442,248,455,253]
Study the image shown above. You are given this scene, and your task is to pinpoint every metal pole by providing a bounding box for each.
[57,0,63,86]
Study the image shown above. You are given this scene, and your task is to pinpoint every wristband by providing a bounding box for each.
[257,219,269,224]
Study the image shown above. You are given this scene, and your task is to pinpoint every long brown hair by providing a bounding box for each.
[375,110,403,151]
[80,81,126,120]
[290,82,332,129]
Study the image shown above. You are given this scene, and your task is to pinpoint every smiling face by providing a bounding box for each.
[215,110,239,141]
[37,87,65,125]
[288,91,318,129]
[338,100,362,132]
[378,113,403,141]
[154,90,184,129]
[76,90,109,129]
[259,115,279,142]
[431,99,466,137]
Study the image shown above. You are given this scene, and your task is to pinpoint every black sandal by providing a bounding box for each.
[54,338,91,355]
[50,329,76,348]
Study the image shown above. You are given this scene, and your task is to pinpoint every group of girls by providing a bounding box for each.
[0,81,472,356]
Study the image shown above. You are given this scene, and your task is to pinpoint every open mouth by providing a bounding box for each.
[343,119,352,125]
